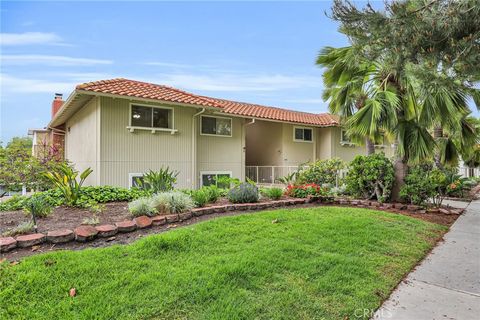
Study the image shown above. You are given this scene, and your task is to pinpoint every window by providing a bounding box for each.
[293,127,313,142]
[128,173,148,189]
[375,133,387,147]
[200,172,232,188]
[201,116,232,137]
[130,104,173,129]
[341,130,352,143]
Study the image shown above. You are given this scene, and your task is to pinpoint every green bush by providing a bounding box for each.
[227,183,259,203]
[2,221,34,237]
[400,164,454,207]
[24,196,53,218]
[203,185,221,203]
[136,168,178,193]
[345,153,394,202]
[128,197,157,217]
[260,187,283,200]
[150,191,194,214]
[0,195,29,211]
[297,158,345,186]
[190,189,208,207]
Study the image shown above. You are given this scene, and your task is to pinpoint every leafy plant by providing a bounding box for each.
[345,153,394,202]
[297,158,345,186]
[150,191,194,214]
[227,183,259,203]
[2,221,34,237]
[82,216,100,225]
[24,195,53,218]
[260,187,283,200]
[216,176,240,189]
[286,183,329,198]
[190,189,208,207]
[43,164,93,206]
[128,197,157,217]
[203,185,221,203]
[0,195,29,211]
[136,168,179,193]
[276,172,298,185]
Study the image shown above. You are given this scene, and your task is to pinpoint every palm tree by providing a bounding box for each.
[317,46,480,200]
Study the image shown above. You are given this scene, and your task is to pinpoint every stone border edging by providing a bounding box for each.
[0,197,464,253]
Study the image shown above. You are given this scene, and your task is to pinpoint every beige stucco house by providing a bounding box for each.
[32,78,394,188]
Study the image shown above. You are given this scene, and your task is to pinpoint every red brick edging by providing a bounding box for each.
[0,197,464,253]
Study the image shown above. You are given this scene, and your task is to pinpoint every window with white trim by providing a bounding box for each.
[130,104,173,129]
[200,172,231,188]
[294,127,313,142]
[341,130,352,143]
[201,116,232,137]
[128,173,147,189]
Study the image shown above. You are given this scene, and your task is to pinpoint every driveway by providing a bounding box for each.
[373,200,480,320]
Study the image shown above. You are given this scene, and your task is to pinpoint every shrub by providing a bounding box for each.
[43,164,93,206]
[2,221,34,237]
[150,191,194,214]
[286,183,329,198]
[345,153,394,202]
[400,164,453,207]
[24,195,53,218]
[227,183,259,203]
[0,195,29,211]
[136,168,178,193]
[260,187,283,200]
[203,185,221,203]
[191,189,208,207]
[297,158,345,186]
[128,197,157,217]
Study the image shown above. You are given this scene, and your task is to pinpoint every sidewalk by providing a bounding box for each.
[373,200,480,320]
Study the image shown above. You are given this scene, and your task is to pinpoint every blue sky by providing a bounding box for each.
[0,1,355,143]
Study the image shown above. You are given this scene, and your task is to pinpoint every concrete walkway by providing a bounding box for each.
[373,200,480,320]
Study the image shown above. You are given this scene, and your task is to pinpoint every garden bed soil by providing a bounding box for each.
[1,200,461,261]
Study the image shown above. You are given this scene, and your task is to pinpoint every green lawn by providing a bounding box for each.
[0,207,446,320]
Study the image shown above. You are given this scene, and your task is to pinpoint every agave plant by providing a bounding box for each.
[43,164,93,206]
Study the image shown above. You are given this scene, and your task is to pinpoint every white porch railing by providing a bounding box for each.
[459,165,480,178]
[245,166,302,184]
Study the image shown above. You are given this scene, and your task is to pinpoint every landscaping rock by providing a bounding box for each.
[165,214,179,223]
[234,204,249,211]
[439,208,451,215]
[393,203,407,210]
[338,199,349,205]
[247,203,258,210]
[16,233,46,248]
[115,220,137,232]
[0,237,17,252]
[427,208,440,214]
[293,199,306,205]
[74,226,98,242]
[202,207,215,215]
[370,202,381,207]
[382,203,393,209]
[407,204,421,211]
[151,216,167,225]
[350,200,360,206]
[95,225,118,238]
[225,205,236,211]
[191,208,206,216]
[134,216,153,229]
[179,211,193,221]
[46,229,75,244]
[211,206,226,213]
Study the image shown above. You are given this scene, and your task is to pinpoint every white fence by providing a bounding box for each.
[245,166,302,185]
[459,166,480,178]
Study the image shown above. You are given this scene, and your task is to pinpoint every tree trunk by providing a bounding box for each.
[365,137,375,155]
[391,157,407,202]
[433,126,443,169]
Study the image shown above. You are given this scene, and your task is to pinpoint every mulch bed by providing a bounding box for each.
[1,198,464,261]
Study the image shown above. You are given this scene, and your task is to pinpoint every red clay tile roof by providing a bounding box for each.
[207,98,339,127]
[75,78,339,127]
[76,78,223,108]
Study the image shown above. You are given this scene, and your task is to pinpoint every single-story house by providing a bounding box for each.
[29,78,394,188]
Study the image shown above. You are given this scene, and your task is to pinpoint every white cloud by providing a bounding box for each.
[153,73,322,92]
[0,32,63,46]
[1,55,113,66]
[0,74,75,93]
[285,98,325,104]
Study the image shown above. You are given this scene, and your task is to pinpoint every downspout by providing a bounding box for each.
[243,119,256,181]
[192,108,206,189]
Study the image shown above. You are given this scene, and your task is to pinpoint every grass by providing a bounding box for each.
[0,207,446,320]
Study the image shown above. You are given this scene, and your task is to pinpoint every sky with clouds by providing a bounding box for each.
[0,1,356,142]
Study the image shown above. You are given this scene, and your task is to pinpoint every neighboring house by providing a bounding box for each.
[30,78,394,188]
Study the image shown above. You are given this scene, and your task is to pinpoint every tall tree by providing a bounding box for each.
[323,0,480,200]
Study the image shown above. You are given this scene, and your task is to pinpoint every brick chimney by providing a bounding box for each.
[51,93,64,118]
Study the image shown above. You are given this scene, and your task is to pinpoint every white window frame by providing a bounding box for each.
[127,103,177,134]
[293,126,313,143]
[128,173,144,189]
[374,133,387,148]
[200,115,233,137]
[340,129,355,146]
[199,171,232,187]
